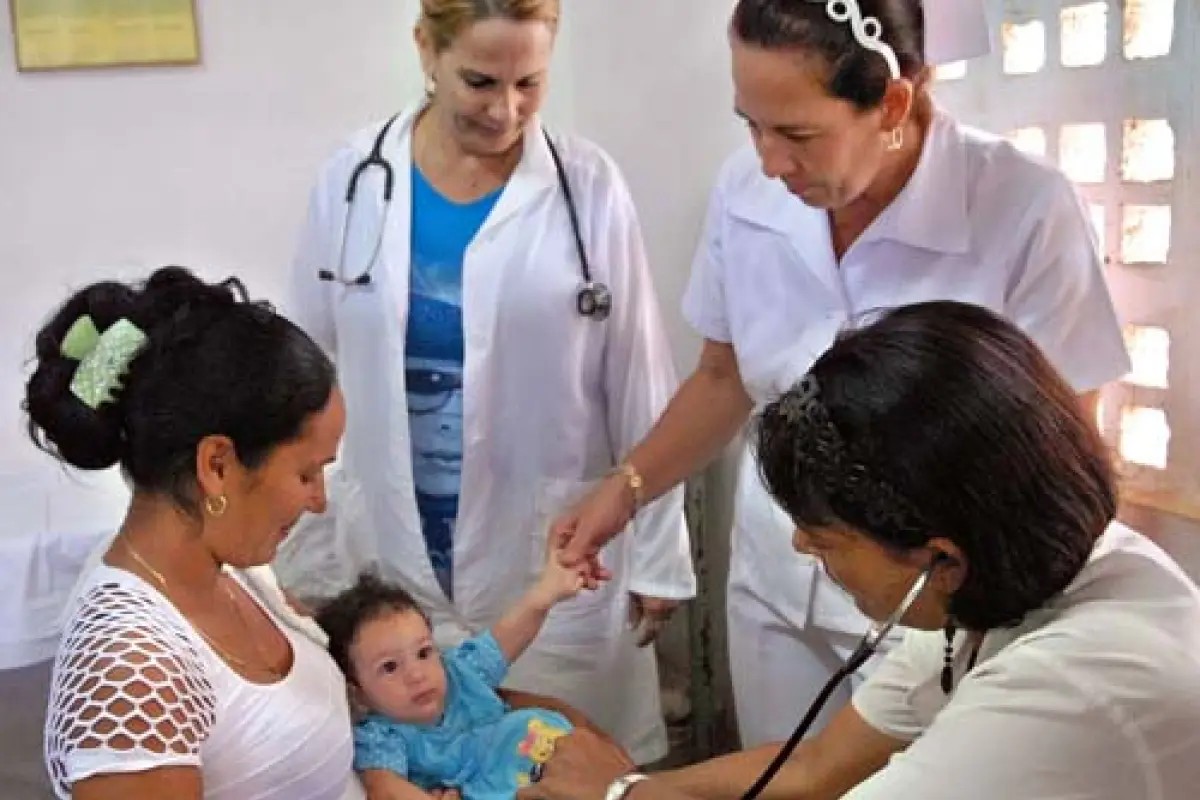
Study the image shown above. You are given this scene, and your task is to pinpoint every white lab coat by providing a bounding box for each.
[682,109,1131,746]
[850,523,1200,799]
[286,105,695,764]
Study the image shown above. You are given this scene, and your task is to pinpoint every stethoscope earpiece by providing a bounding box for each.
[318,268,373,287]
[931,551,956,568]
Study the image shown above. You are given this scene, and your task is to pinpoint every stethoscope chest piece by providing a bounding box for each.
[576,282,612,321]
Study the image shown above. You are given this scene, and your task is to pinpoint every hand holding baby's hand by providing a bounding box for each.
[534,545,591,606]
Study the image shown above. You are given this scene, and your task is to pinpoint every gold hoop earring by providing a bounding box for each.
[886,127,905,151]
[204,494,228,518]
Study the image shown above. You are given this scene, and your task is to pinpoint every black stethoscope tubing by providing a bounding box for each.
[320,114,611,320]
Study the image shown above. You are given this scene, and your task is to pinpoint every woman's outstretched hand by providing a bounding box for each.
[517,728,636,800]
[550,474,636,580]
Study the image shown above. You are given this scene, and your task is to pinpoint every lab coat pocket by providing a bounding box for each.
[531,478,621,646]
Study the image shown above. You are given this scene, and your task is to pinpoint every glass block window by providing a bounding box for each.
[937,61,968,81]
[1119,406,1170,469]
[1008,126,1048,156]
[1124,0,1175,60]
[933,0,1196,521]
[1123,325,1170,389]
[1121,205,1172,264]
[1060,123,1107,184]
[1003,20,1047,74]
[1061,2,1108,67]
[1122,119,1175,183]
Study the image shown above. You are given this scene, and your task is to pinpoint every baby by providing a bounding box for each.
[316,551,589,800]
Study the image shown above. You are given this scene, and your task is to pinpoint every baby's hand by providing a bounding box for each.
[429,789,461,800]
[533,546,591,607]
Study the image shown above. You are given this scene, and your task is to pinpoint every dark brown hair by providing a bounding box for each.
[315,572,430,684]
[24,267,335,514]
[755,301,1116,630]
[731,0,925,109]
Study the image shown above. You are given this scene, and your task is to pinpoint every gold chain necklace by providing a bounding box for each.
[122,540,283,679]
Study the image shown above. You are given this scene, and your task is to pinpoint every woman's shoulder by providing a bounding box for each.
[312,119,394,178]
[981,523,1200,708]
[57,564,217,685]
[67,562,175,620]
[709,144,775,201]
[949,115,1078,215]
[539,128,628,192]
[47,565,219,795]
[307,110,414,192]
[56,564,219,697]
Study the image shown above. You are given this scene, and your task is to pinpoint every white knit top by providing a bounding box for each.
[45,564,362,799]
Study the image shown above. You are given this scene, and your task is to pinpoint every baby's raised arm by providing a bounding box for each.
[491,544,589,662]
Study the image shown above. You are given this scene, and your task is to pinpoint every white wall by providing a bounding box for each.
[0,0,403,476]
[933,0,1200,528]
[0,0,573,483]
[565,0,743,372]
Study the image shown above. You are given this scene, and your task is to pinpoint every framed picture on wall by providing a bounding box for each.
[9,0,200,72]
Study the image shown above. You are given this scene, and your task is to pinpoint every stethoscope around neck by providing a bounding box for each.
[317,113,612,321]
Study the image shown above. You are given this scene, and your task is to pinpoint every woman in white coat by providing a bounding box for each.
[554,0,1130,749]
[524,303,1200,800]
[287,0,695,766]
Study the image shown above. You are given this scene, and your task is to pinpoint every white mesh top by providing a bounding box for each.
[45,564,360,799]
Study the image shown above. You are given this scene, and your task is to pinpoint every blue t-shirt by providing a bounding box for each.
[407,165,503,600]
[353,632,573,799]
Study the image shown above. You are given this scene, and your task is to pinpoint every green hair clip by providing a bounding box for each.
[59,315,149,410]
[59,314,101,360]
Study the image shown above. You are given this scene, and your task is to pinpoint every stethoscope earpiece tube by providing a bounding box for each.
[740,650,868,800]
[741,561,940,799]
[323,117,609,321]
[543,130,610,321]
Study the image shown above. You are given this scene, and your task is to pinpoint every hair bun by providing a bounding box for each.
[24,280,140,470]
[26,266,334,510]
[138,267,244,323]
[23,266,245,472]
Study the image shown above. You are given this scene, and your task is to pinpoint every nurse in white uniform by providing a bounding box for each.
[287,0,695,765]
[554,0,1129,748]
[523,303,1200,800]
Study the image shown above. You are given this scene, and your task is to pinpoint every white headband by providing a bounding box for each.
[817,0,901,78]
[815,0,992,79]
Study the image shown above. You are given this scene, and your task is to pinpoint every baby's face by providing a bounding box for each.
[349,609,448,726]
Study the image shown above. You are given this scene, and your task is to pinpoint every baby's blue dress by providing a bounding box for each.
[353,632,573,799]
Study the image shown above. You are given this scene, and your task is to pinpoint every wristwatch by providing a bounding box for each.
[604,773,649,800]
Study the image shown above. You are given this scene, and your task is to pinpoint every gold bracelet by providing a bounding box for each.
[611,462,645,511]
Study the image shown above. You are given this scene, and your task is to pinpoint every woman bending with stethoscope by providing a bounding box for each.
[522,302,1200,800]
[287,0,696,775]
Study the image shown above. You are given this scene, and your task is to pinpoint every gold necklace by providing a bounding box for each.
[122,540,282,678]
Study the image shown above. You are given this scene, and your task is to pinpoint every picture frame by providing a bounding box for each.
[10,0,200,72]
